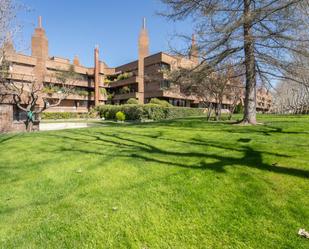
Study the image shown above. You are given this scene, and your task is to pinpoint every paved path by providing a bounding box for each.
[40,122,101,131]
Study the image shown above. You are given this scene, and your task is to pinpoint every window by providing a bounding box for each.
[79,101,88,107]
[160,80,170,89]
[160,63,171,71]
[13,105,27,121]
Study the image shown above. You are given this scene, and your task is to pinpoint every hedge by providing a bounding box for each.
[149,98,173,107]
[41,112,98,120]
[96,104,205,121]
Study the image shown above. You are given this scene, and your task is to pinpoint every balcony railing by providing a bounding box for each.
[43,93,107,101]
[113,92,137,100]
[106,76,138,88]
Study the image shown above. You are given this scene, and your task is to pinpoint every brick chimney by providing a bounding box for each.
[189,34,199,65]
[31,16,48,60]
[137,17,149,104]
[73,55,80,66]
[31,16,48,103]
[94,46,100,106]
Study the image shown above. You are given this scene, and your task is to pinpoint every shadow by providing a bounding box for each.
[45,129,308,179]
[111,130,291,159]
[225,125,309,136]
[0,134,20,144]
[238,138,251,143]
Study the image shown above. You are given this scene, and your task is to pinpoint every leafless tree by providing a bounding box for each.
[160,0,309,124]
[273,80,309,114]
[273,45,309,114]
[226,69,244,120]
[0,0,23,61]
[0,65,80,131]
[168,64,243,121]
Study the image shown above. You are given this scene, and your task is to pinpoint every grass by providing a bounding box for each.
[0,115,308,249]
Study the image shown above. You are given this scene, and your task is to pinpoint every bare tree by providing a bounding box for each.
[160,0,309,124]
[168,64,243,121]
[273,46,309,114]
[226,69,244,120]
[273,80,309,114]
[0,0,24,60]
[0,65,80,131]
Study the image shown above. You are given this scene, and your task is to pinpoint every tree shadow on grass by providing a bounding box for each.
[0,134,20,144]
[130,117,309,136]
[225,125,309,136]
[46,129,309,179]
[110,130,291,159]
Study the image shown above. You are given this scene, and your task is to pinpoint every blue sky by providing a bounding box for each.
[16,0,193,67]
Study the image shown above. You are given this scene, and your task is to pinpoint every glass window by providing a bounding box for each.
[160,80,170,89]
[13,105,27,121]
[79,101,88,107]
[160,63,171,71]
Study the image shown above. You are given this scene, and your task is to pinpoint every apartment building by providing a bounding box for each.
[0,17,272,132]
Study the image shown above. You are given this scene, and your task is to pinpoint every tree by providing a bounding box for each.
[0,0,19,63]
[273,80,309,114]
[160,0,309,124]
[273,48,309,114]
[0,65,80,131]
[168,64,243,120]
[273,57,309,114]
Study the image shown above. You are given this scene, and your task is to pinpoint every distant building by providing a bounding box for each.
[0,17,272,132]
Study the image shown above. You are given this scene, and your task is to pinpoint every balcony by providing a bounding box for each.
[43,93,107,101]
[44,75,94,88]
[162,89,196,101]
[113,92,137,100]
[5,72,35,82]
[106,76,138,88]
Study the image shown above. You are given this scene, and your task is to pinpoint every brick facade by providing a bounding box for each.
[0,105,39,133]
[0,16,272,133]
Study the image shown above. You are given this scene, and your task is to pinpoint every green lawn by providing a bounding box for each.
[0,115,308,249]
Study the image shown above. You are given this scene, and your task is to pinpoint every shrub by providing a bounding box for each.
[97,105,152,120]
[149,98,173,107]
[43,85,61,95]
[104,78,111,85]
[100,88,107,96]
[96,105,205,121]
[107,92,114,100]
[117,72,133,81]
[127,98,139,105]
[43,87,56,95]
[41,112,79,120]
[234,104,244,114]
[116,111,126,122]
[41,112,99,120]
[77,90,89,96]
[166,107,205,119]
[72,88,89,97]
[119,86,130,94]
[143,104,168,120]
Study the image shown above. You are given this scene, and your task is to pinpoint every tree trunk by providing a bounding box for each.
[229,102,237,120]
[25,119,33,132]
[207,103,213,121]
[228,111,232,120]
[242,0,257,124]
[218,102,222,121]
[215,104,219,121]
